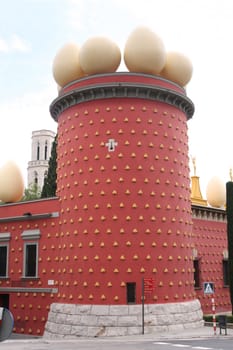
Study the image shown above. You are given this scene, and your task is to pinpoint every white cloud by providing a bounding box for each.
[10,34,30,52]
[66,0,86,32]
[0,38,8,52]
[0,85,57,184]
[0,34,30,53]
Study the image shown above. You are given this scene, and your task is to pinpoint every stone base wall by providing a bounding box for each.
[44,299,203,338]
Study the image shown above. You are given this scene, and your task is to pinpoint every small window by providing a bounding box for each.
[24,243,38,278]
[223,259,229,287]
[37,142,40,160]
[194,258,200,288]
[126,282,136,303]
[44,141,48,160]
[0,245,8,277]
[34,171,38,185]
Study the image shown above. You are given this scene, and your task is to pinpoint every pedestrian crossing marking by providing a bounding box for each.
[153,343,212,349]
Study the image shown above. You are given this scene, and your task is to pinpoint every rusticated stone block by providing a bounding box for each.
[98,315,118,327]
[91,305,110,315]
[109,305,129,316]
[44,299,203,338]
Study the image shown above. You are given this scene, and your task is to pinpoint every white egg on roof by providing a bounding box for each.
[79,36,121,75]
[206,176,226,208]
[52,42,84,87]
[0,161,24,203]
[160,51,193,87]
[124,26,166,75]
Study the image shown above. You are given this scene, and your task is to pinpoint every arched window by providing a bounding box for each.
[34,171,38,185]
[44,141,48,160]
[37,142,40,160]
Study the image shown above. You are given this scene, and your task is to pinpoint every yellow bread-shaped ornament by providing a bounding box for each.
[124,26,166,75]
[79,36,121,75]
[52,42,84,87]
[206,176,226,208]
[0,161,24,203]
[160,51,193,87]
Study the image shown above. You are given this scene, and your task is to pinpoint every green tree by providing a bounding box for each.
[41,134,57,198]
[226,181,233,315]
[22,183,41,201]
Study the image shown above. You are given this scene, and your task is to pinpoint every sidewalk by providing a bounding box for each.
[156,324,233,340]
[1,325,233,349]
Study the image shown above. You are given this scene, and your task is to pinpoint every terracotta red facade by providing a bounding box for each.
[0,198,60,335]
[192,208,229,314]
[0,73,230,335]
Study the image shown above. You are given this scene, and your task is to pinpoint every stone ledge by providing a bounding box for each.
[44,299,203,338]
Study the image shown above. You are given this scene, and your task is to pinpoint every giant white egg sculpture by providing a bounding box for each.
[79,36,121,75]
[52,42,84,87]
[0,161,24,203]
[160,51,193,87]
[124,26,166,75]
[206,176,226,208]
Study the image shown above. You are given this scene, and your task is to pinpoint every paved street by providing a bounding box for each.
[154,339,233,350]
[2,337,233,350]
[1,326,233,350]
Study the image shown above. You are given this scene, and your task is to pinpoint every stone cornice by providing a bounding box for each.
[191,204,226,222]
[50,76,194,121]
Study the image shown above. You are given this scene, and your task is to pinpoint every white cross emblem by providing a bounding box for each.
[105,139,118,152]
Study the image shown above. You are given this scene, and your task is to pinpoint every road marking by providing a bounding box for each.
[153,343,190,347]
[153,343,213,350]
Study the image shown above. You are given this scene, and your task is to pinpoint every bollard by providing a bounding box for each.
[211,298,216,335]
[218,315,227,335]
[0,308,14,342]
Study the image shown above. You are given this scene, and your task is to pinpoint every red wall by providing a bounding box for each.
[0,200,229,335]
[0,198,60,335]
[0,74,230,336]
[56,74,195,306]
[192,212,230,314]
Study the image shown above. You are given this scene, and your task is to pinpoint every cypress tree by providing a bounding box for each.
[226,181,233,315]
[41,134,57,198]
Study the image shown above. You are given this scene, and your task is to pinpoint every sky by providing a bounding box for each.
[0,0,233,197]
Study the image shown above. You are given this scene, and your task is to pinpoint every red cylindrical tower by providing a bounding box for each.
[46,73,202,337]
